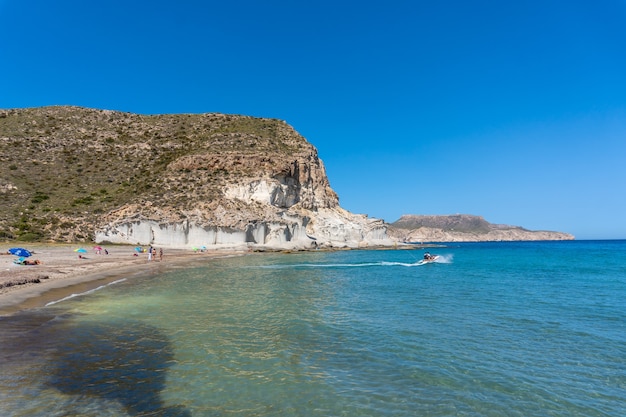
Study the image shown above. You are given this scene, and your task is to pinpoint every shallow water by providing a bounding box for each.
[1,241,625,416]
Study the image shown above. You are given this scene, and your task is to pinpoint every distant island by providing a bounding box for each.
[1,106,573,249]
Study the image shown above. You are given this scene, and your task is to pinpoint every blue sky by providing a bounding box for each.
[1,1,625,239]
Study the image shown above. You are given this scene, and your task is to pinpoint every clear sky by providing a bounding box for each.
[1,1,625,239]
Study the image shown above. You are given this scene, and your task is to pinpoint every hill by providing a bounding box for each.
[388,214,574,242]
[0,106,388,249]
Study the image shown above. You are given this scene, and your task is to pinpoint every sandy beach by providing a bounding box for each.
[0,243,420,316]
[0,244,240,315]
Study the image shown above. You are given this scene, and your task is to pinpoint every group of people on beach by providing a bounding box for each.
[147,246,163,262]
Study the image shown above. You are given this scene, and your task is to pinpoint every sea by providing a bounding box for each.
[0,240,624,417]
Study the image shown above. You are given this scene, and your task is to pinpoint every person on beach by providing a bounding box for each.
[13,258,41,265]
[159,248,163,261]
[148,246,153,261]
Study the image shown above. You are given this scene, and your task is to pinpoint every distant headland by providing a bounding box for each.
[387,214,574,242]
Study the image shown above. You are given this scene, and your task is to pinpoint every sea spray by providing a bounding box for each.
[433,254,454,263]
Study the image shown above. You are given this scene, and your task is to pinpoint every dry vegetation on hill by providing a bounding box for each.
[0,106,330,242]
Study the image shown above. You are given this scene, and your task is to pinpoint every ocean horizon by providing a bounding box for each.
[1,240,624,416]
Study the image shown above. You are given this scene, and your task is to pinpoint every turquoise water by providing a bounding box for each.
[1,241,625,416]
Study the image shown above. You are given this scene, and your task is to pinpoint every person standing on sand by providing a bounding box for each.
[148,246,153,261]
[159,248,163,261]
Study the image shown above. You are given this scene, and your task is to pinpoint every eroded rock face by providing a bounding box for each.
[93,142,378,249]
[95,217,313,249]
[94,147,390,249]
[94,196,391,250]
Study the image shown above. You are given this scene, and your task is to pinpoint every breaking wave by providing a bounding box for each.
[45,278,127,306]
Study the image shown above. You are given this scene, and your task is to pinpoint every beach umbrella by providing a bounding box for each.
[93,246,103,251]
[74,248,88,254]
[8,247,32,257]
[134,246,143,253]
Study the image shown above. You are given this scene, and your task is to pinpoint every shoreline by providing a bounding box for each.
[0,244,244,316]
[0,242,433,316]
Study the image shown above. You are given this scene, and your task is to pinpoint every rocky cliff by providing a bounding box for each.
[0,106,390,249]
[388,214,574,242]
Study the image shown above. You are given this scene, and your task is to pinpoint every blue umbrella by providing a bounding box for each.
[9,247,32,257]
[74,248,88,254]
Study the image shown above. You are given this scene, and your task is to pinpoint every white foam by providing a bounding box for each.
[45,278,127,306]
[434,254,454,264]
[257,259,449,269]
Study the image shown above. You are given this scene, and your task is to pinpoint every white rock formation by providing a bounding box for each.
[95,178,393,250]
[95,211,392,250]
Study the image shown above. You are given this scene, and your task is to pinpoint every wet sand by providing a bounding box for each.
[0,244,241,315]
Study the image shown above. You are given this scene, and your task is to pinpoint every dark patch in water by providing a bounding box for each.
[0,311,190,416]
[0,310,68,363]
[45,318,191,416]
